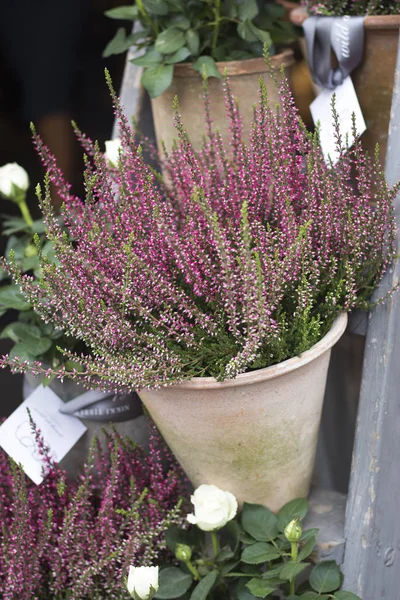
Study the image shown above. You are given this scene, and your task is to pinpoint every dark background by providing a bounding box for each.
[0,0,130,418]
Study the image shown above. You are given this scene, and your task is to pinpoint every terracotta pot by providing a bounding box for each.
[291,7,400,162]
[23,373,147,478]
[150,50,295,153]
[139,313,347,512]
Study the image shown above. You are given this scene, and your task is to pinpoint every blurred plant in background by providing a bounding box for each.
[305,0,400,15]
[103,0,297,97]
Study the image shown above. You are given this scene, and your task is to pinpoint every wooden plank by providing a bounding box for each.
[342,32,400,599]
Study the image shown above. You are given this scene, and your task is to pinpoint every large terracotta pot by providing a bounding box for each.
[139,313,347,512]
[291,8,400,163]
[150,50,295,153]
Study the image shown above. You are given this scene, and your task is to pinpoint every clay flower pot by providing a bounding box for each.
[291,7,400,163]
[139,313,347,512]
[150,50,295,153]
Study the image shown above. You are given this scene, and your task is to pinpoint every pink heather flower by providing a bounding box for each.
[0,65,397,390]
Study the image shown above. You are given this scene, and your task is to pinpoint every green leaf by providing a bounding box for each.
[165,47,191,64]
[297,535,316,562]
[192,56,221,79]
[299,594,330,600]
[246,578,277,598]
[238,0,259,21]
[237,578,257,600]
[143,0,169,15]
[155,28,186,54]
[9,343,36,364]
[264,3,285,20]
[165,525,205,553]
[216,546,234,562]
[189,571,218,600]
[221,559,240,576]
[241,503,279,542]
[237,21,272,46]
[31,219,46,234]
[0,286,31,311]
[279,562,308,581]
[301,528,319,542]
[141,64,174,98]
[310,561,342,594]
[104,5,139,20]
[169,15,191,30]
[155,567,193,599]
[241,542,281,564]
[1,216,30,235]
[131,48,163,66]
[185,29,199,55]
[334,592,362,600]
[2,323,52,356]
[103,28,133,57]
[277,499,309,532]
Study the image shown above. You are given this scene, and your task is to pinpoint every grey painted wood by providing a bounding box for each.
[342,32,400,599]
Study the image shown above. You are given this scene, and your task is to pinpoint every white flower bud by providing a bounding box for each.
[187,484,238,532]
[104,138,122,166]
[0,163,29,199]
[127,566,159,600]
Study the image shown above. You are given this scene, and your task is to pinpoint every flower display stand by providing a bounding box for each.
[115,32,400,599]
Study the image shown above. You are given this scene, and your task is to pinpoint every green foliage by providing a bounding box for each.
[0,213,80,374]
[104,0,297,97]
[157,497,360,600]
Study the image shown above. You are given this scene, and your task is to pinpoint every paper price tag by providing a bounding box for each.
[310,76,366,165]
[0,385,87,484]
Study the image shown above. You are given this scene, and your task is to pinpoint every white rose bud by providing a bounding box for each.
[104,138,122,166]
[0,162,29,200]
[127,566,159,600]
[187,484,238,532]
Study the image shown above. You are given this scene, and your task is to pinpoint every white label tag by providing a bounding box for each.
[310,77,366,165]
[0,385,87,484]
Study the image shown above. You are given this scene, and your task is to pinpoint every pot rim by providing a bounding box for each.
[169,312,348,390]
[291,6,400,29]
[172,49,295,78]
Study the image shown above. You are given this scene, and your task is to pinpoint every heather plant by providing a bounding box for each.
[304,0,400,15]
[0,420,186,599]
[0,60,398,391]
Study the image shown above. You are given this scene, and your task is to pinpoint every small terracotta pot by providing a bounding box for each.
[291,7,400,163]
[139,313,347,512]
[150,50,295,153]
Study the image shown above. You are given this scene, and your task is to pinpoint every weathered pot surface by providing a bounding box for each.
[151,49,295,153]
[291,7,400,162]
[139,313,348,512]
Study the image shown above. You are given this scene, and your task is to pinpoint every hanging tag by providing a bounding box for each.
[310,76,366,165]
[0,385,87,485]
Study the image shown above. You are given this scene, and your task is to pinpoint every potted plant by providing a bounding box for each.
[103,0,297,151]
[1,66,397,511]
[0,162,146,477]
[291,0,400,162]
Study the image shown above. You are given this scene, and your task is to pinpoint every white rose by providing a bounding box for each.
[0,163,29,198]
[127,565,159,600]
[104,138,122,166]
[187,484,238,532]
